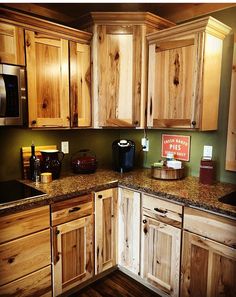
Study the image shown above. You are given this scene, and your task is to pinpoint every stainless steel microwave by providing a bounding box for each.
[0,64,26,126]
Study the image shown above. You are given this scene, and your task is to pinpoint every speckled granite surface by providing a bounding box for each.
[0,169,236,218]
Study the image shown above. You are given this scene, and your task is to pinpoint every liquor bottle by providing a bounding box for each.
[29,143,40,181]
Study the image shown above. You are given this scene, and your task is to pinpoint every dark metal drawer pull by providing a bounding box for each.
[154,207,167,214]
[69,207,81,213]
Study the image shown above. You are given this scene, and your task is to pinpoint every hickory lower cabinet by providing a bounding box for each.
[181,207,236,297]
[118,187,141,275]
[0,206,52,297]
[141,194,183,297]
[51,194,94,296]
[94,188,118,274]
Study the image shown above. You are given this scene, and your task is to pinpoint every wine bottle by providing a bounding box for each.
[29,143,37,180]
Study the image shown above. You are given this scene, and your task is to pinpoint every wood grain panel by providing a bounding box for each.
[0,22,25,65]
[0,265,52,297]
[95,188,118,275]
[118,188,140,275]
[141,216,181,297]
[53,215,93,296]
[0,205,50,244]
[51,194,93,226]
[181,231,236,297]
[153,40,194,128]
[21,145,57,179]
[0,229,51,286]
[184,207,236,248]
[226,33,236,171]
[25,29,70,128]
[70,41,91,127]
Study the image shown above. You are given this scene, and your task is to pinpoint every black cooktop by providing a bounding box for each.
[0,180,46,205]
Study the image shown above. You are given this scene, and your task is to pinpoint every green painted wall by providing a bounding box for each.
[0,7,236,184]
[0,128,119,181]
[121,7,236,184]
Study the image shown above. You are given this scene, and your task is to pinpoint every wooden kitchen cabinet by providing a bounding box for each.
[141,194,183,297]
[147,17,231,130]
[25,29,70,128]
[81,12,174,128]
[181,207,236,297]
[70,41,91,127]
[51,194,94,296]
[0,21,25,65]
[0,205,52,297]
[95,188,118,274]
[118,188,140,275]
[226,33,236,171]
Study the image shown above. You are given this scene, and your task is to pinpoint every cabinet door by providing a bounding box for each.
[226,33,236,171]
[181,231,236,297]
[70,41,91,127]
[96,25,142,127]
[118,188,140,275]
[25,30,70,128]
[0,22,25,65]
[95,188,118,274]
[141,215,181,297]
[53,215,93,296]
[147,37,196,129]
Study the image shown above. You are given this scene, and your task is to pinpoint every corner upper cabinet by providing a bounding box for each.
[81,12,174,128]
[25,30,70,128]
[0,21,25,65]
[147,17,231,130]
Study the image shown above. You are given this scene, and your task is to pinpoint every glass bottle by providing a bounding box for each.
[29,143,37,180]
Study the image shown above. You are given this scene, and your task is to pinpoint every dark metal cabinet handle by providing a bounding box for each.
[98,194,103,199]
[192,121,196,126]
[143,219,147,224]
[154,207,167,214]
[69,206,81,213]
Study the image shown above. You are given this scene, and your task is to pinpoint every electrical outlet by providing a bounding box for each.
[141,137,149,152]
[61,141,69,154]
[203,145,213,159]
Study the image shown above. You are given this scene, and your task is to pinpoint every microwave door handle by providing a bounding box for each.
[0,75,6,116]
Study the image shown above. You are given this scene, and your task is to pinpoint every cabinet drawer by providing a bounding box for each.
[142,194,183,228]
[0,229,51,286]
[51,194,93,226]
[184,207,236,248]
[0,206,50,244]
[0,265,52,297]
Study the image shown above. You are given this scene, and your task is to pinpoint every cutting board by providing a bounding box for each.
[21,145,57,179]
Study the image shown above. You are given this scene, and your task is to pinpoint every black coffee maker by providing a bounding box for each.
[112,140,135,172]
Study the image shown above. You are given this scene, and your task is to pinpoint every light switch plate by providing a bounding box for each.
[203,145,213,159]
[61,141,69,154]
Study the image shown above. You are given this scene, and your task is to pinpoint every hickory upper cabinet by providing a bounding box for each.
[80,12,174,128]
[0,21,25,65]
[25,30,70,128]
[0,8,92,128]
[25,30,91,128]
[147,17,231,130]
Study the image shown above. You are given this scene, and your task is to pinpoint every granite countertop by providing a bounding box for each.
[0,169,236,218]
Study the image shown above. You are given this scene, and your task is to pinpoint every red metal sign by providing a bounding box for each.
[162,134,191,161]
